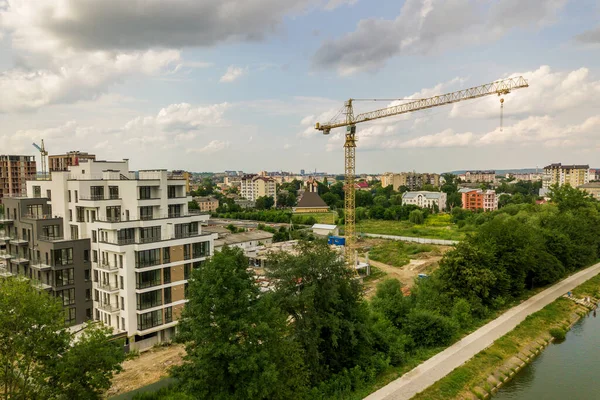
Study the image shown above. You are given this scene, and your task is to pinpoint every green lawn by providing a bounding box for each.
[355,219,472,241]
[368,241,439,268]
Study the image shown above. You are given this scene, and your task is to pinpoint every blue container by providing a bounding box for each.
[328,236,346,246]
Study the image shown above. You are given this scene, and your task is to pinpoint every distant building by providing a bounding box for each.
[459,188,498,211]
[48,151,96,172]
[214,231,274,253]
[169,170,191,194]
[293,192,329,213]
[240,174,277,205]
[505,172,543,182]
[402,191,447,211]
[193,196,219,213]
[300,169,305,176]
[543,163,589,189]
[0,155,37,201]
[589,169,600,182]
[578,182,600,200]
[234,198,255,209]
[464,170,496,183]
[311,224,339,237]
[380,172,440,191]
[354,181,370,190]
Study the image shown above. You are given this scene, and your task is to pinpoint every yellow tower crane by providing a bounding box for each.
[315,76,529,267]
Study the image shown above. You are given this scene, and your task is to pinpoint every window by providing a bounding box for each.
[190,222,199,236]
[69,209,73,222]
[174,223,189,239]
[55,269,74,286]
[94,289,99,302]
[109,186,119,199]
[121,297,125,311]
[106,206,121,222]
[117,228,135,245]
[137,310,162,331]
[86,308,92,320]
[93,270,99,283]
[84,269,90,281]
[93,250,98,263]
[75,190,78,203]
[162,247,170,264]
[167,185,177,199]
[65,307,76,325]
[122,317,125,330]
[68,190,72,202]
[140,206,153,221]
[76,207,84,222]
[136,270,161,289]
[184,264,191,280]
[120,276,124,290]
[90,186,104,200]
[41,225,60,240]
[164,287,172,304]
[46,189,51,200]
[193,241,210,258]
[165,306,173,323]
[33,186,41,198]
[56,288,75,306]
[139,186,152,200]
[53,248,73,265]
[26,204,44,218]
[168,204,181,218]
[135,249,161,268]
[183,244,191,260]
[136,289,162,310]
[83,250,89,262]
[163,267,171,284]
[140,226,161,243]
[85,289,91,301]
[119,255,123,269]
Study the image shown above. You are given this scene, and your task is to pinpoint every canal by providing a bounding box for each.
[493,308,600,400]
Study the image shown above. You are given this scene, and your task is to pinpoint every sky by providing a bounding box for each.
[0,0,599,174]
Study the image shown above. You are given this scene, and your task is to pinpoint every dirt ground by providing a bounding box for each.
[106,344,185,398]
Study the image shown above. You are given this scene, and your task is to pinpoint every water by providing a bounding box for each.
[493,309,600,400]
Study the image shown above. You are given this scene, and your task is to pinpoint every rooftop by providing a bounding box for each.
[214,231,275,247]
[296,191,328,208]
[312,224,337,230]
[402,191,444,200]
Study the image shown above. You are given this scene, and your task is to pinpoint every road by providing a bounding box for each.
[360,233,458,246]
[364,261,600,400]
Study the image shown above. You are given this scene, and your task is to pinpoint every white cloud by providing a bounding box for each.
[219,66,246,83]
[324,0,358,11]
[283,143,293,150]
[385,129,475,149]
[313,0,568,75]
[188,140,231,154]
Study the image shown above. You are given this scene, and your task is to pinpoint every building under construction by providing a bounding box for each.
[0,155,37,201]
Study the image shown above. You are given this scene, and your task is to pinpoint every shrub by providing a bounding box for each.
[409,210,425,225]
[549,327,566,341]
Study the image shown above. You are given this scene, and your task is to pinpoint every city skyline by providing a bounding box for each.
[1,1,599,172]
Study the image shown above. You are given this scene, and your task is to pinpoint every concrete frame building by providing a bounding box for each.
[240,174,277,205]
[402,191,447,211]
[49,151,96,172]
[463,170,496,183]
[459,188,498,211]
[0,197,92,325]
[26,158,216,348]
[193,196,219,213]
[0,155,37,200]
[380,172,440,191]
[543,163,590,189]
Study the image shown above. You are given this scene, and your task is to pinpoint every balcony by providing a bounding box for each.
[31,262,52,271]
[9,237,29,246]
[38,235,65,242]
[95,216,122,223]
[97,303,120,313]
[0,251,12,260]
[31,279,52,291]
[10,256,29,264]
[23,214,57,220]
[0,268,12,278]
[97,281,120,293]
[0,215,13,224]
[97,261,119,272]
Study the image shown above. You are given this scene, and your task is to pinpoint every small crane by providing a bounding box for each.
[315,76,529,267]
[32,139,48,179]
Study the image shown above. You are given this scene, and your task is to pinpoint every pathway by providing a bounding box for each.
[364,261,600,400]
[361,233,458,246]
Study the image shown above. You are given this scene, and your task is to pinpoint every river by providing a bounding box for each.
[493,308,600,400]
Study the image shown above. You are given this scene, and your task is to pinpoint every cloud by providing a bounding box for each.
[220,66,246,83]
[283,143,293,150]
[324,0,358,11]
[575,26,600,44]
[313,0,567,75]
[188,140,231,154]
[385,129,475,149]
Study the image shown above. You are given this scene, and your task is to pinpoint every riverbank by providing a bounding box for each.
[410,274,600,400]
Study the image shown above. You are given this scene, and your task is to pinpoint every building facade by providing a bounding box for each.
[240,174,277,205]
[193,196,219,213]
[49,151,96,172]
[543,163,590,189]
[459,188,498,211]
[168,170,191,194]
[26,159,216,348]
[464,170,496,183]
[0,155,37,200]
[402,191,447,211]
[578,182,600,200]
[0,197,92,325]
[380,172,440,191]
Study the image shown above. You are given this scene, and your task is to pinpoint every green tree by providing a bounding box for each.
[408,210,424,224]
[404,309,458,347]
[255,196,275,210]
[371,279,412,329]
[174,247,308,399]
[549,183,595,212]
[321,192,340,207]
[188,200,200,210]
[0,279,125,399]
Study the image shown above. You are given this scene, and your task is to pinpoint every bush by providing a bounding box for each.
[409,210,425,225]
[549,327,566,341]
[404,309,458,347]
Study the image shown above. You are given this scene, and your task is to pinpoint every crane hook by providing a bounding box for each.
[500,97,505,132]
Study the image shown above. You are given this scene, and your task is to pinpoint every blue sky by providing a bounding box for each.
[1,0,599,173]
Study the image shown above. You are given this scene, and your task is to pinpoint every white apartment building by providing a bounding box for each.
[402,191,447,211]
[240,174,277,205]
[27,159,216,349]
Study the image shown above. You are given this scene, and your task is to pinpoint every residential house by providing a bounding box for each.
[459,188,498,211]
[402,191,447,211]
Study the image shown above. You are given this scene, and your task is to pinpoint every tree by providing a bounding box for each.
[408,210,424,225]
[255,196,275,210]
[174,247,308,399]
[188,200,199,210]
[371,279,412,329]
[321,192,340,208]
[404,309,458,347]
[0,279,125,399]
[549,184,595,212]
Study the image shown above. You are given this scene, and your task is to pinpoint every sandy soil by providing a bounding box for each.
[106,344,185,398]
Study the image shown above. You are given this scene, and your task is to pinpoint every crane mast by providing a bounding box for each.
[315,76,529,268]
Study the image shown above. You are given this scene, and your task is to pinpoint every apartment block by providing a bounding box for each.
[26,158,216,348]
[459,188,498,211]
[463,170,496,183]
[0,155,37,200]
[49,151,96,172]
[193,196,219,213]
[402,191,447,211]
[0,197,92,325]
[543,163,590,189]
[240,174,277,205]
[380,172,440,191]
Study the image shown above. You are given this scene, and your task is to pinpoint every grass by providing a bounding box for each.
[292,212,337,225]
[368,240,438,268]
[356,219,471,241]
[409,274,600,400]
